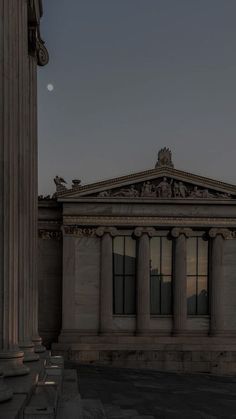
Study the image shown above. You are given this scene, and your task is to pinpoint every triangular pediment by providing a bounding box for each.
[57,166,236,201]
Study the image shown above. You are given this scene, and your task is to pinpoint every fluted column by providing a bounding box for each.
[28,1,49,353]
[0,0,32,400]
[171,228,192,335]
[96,227,118,334]
[18,2,39,362]
[209,228,229,336]
[134,228,155,336]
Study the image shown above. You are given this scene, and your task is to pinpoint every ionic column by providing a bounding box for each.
[134,227,155,336]
[28,5,49,353]
[18,5,39,362]
[0,0,31,398]
[171,228,192,335]
[96,227,118,334]
[209,228,230,336]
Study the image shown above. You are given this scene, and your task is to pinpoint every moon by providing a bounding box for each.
[47,83,54,92]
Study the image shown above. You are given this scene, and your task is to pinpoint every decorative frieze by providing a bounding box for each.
[38,230,62,240]
[63,226,97,237]
[95,178,234,200]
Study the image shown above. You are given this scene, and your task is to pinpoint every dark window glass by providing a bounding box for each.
[113,236,136,314]
[187,237,208,315]
[150,237,172,315]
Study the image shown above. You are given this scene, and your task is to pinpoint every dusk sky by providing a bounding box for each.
[38,0,236,195]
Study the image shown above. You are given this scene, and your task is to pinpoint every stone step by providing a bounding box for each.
[24,382,58,418]
[56,396,82,419]
[81,399,107,418]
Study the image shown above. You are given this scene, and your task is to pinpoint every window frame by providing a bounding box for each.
[186,236,209,316]
[112,235,136,315]
[150,235,173,316]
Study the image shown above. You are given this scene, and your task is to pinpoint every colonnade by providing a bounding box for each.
[97,226,229,337]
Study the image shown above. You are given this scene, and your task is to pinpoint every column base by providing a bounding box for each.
[0,351,30,377]
[172,329,188,337]
[19,342,39,362]
[209,330,226,337]
[136,331,151,336]
[0,373,12,403]
[32,336,46,353]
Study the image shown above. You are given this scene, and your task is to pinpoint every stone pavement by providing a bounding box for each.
[72,364,236,418]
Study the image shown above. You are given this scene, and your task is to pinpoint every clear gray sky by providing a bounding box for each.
[38,0,236,195]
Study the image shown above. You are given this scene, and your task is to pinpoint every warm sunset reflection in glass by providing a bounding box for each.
[113,236,136,314]
[150,237,172,315]
[187,237,208,315]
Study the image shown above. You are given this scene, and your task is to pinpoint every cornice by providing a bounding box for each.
[63,216,236,229]
[57,166,236,199]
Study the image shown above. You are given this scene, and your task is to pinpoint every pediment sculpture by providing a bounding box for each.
[97,177,233,200]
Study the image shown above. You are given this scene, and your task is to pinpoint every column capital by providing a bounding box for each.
[133,227,156,238]
[96,226,118,237]
[171,227,192,238]
[208,228,231,239]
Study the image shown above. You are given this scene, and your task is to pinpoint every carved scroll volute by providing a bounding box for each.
[36,38,49,66]
[208,228,231,239]
[96,227,118,237]
[133,227,156,238]
[171,228,192,238]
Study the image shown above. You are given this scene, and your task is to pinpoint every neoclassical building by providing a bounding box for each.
[39,149,236,373]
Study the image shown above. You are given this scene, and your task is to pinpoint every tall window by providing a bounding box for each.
[187,237,208,315]
[113,236,136,315]
[150,237,172,315]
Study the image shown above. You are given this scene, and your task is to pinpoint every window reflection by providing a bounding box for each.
[187,237,208,315]
[113,236,136,315]
[150,236,172,315]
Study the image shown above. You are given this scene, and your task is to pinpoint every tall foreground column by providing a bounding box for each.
[171,228,192,335]
[209,228,229,336]
[96,227,118,334]
[0,0,48,402]
[135,228,155,335]
[0,0,29,400]
[28,1,49,352]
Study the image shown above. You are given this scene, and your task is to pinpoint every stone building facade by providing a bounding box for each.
[39,149,236,374]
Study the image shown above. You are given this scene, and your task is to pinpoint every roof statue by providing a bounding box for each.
[54,176,67,193]
[155,147,174,169]
[72,179,82,188]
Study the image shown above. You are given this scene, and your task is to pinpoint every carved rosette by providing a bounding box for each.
[38,230,62,240]
[63,226,97,237]
[171,227,192,238]
[208,228,231,239]
[96,227,118,237]
[133,227,156,238]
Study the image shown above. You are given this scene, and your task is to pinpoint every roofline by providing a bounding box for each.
[56,166,236,198]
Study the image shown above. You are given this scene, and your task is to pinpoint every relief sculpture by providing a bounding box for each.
[96,177,233,200]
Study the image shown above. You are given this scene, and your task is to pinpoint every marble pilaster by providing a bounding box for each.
[134,227,155,335]
[209,228,230,336]
[96,227,118,334]
[171,228,192,336]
